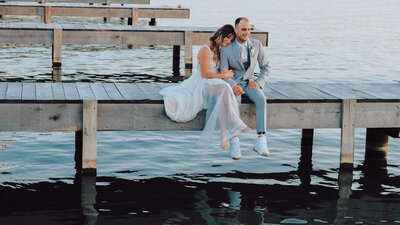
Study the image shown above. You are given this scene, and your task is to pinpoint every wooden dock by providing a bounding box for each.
[0,0,150,4]
[0,82,399,174]
[0,3,190,25]
[0,22,268,70]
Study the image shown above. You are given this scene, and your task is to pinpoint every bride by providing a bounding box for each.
[160,24,250,153]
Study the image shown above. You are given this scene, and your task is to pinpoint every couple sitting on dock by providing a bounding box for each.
[160,17,270,160]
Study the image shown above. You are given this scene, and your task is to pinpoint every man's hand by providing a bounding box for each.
[247,81,260,90]
[232,85,245,96]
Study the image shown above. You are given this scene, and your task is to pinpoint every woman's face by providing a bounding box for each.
[220,34,235,47]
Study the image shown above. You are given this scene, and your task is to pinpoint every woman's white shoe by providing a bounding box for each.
[253,135,270,157]
[230,136,241,160]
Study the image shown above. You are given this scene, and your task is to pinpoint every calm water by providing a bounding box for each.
[1,0,400,224]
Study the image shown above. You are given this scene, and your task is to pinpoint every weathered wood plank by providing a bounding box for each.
[63,83,80,100]
[3,0,150,4]
[356,102,400,128]
[89,83,110,100]
[311,83,374,100]
[262,85,290,99]
[115,83,147,100]
[97,103,206,131]
[0,83,8,99]
[35,83,53,100]
[346,83,399,99]
[52,82,66,100]
[76,82,95,100]
[22,82,36,100]
[340,99,356,170]
[102,83,123,100]
[82,100,97,172]
[0,103,81,131]
[5,82,22,100]
[267,83,309,99]
[135,83,162,101]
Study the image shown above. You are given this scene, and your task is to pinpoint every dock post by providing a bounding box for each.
[0,0,5,20]
[298,129,314,187]
[52,28,62,67]
[172,45,181,76]
[340,99,357,171]
[149,18,157,26]
[82,100,98,175]
[184,31,193,71]
[365,128,389,169]
[44,6,52,24]
[128,8,138,26]
[75,130,83,171]
[103,0,111,23]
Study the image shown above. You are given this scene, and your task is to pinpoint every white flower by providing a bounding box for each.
[249,45,255,58]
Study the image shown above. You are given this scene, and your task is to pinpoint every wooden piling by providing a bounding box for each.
[340,99,356,171]
[128,8,138,26]
[365,128,388,169]
[75,131,83,171]
[184,31,193,69]
[44,6,52,24]
[52,28,62,68]
[103,0,111,23]
[149,18,157,26]
[298,129,314,187]
[172,45,181,76]
[82,100,98,175]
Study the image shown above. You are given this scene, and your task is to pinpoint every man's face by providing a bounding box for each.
[235,20,251,43]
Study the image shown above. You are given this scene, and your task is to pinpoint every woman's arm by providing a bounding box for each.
[199,47,233,79]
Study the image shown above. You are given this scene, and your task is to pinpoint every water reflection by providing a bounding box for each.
[0,166,399,224]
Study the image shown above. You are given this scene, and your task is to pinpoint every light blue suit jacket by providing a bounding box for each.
[220,38,270,88]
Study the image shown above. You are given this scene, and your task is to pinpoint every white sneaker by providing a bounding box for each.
[230,136,241,160]
[253,135,270,157]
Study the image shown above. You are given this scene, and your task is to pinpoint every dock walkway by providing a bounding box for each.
[0,0,150,4]
[0,22,268,70]
[0,82,399,174]
[0,2,189,25]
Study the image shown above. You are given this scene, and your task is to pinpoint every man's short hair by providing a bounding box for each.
[235,17,249,27]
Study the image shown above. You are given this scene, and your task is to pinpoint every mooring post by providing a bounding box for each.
[0,0,5,21]
[149,18,157,26]
[52,28,62,69]
[128,8,138,26]
[82,100,98,175]
[75,130,83,171]
[184,31,193,70]
[365,128,389,169]
[44,6,52,24]
[103,0,111,23]
[172,45,181,76]
[340,99,357,171]
[298,129,314,187]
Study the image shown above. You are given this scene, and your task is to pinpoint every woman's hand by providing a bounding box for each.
[222,69,234,79]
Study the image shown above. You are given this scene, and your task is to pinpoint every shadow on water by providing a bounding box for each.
[1,157,400,224]
[0,71,186,83]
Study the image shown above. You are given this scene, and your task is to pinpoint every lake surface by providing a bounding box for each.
[1,0,400,224]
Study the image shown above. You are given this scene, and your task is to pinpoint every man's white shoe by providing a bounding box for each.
[253,135,270,157]
[230,136,241,160]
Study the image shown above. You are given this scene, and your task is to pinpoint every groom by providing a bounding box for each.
[220,17,270,160]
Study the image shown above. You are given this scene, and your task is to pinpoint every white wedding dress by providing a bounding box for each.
[159,45,247,146]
